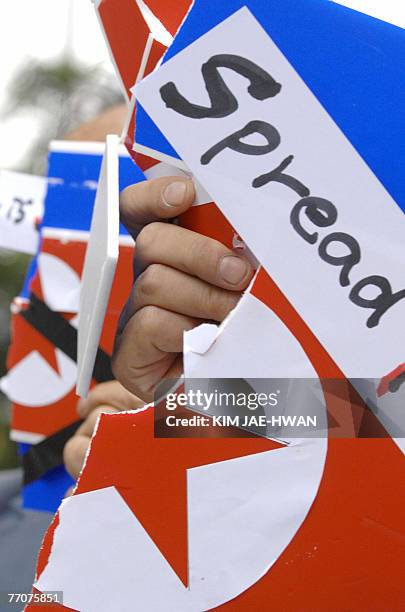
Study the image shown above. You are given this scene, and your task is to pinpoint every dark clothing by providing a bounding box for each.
[0,469,52,611]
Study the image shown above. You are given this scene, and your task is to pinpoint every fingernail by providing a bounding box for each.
[219,256,249,285]
[162,181,188,207]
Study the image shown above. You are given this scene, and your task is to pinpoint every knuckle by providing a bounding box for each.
[135,305,162,337]
[202,285,238,321]
[200,284,219,317]
[119,185,136,221]
[111,348,127,388]
[111,337,127,384]
[191,234,223,276]
[112,306,168,402]
[135,264,163,300]
[112,307,161,387]
[135,222,162,257]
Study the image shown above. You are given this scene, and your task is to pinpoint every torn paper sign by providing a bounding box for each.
[184,290,317,379]
[0,170,46,254]
[184,283,405,443]
[1,346,76,411]
[6,138,136,444]
[95,0,192,163]
[5,229,134,444]
[30,409,405,611]
[183,288,328,442]
[2,143,136,516]
[35,407,326,612]
[135,4,405,383]
[3,301,80,443]
[95,0,191,99]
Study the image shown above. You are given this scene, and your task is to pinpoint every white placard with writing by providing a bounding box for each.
[135,7,405,380]
[0,170,46,254]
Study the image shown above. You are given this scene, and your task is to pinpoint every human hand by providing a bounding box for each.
[112,176,254,402]
[63,380,144,480]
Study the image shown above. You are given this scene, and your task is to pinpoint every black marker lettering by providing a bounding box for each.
[160,54,282,119]
[318,232,361,287]
[201,120,280,165]
[290,196,337,245]
[349,275,405,328]
[252,155,310,196]
[160,49,400,331]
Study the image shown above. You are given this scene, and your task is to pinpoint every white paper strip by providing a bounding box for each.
[0,170,46,254]
[77,135,120,398]
[135,8,405,383]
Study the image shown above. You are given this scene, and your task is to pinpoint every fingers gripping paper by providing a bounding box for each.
[28,3,405,611]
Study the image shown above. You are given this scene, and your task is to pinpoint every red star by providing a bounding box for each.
[75,407,282,586]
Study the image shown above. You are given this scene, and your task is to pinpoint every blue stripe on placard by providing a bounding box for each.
[135,0,405,213]
[43,150,144,233]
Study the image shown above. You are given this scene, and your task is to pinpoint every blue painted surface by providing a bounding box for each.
[18,444,74,513]
[135,0,405,213]
[43,150,143,233]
